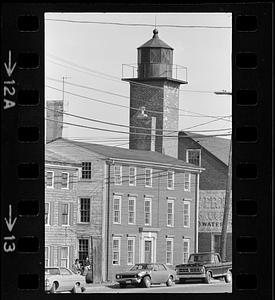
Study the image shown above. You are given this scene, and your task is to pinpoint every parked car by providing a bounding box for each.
[175,252,232,284]
[115,263,176,288]
[45,267,86,293]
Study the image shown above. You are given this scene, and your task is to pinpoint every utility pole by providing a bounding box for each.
[220,136,232,261]
[62,76,70,102]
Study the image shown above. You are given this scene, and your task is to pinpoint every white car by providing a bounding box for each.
[45,267,86,293]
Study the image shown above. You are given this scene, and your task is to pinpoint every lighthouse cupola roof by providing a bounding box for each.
[138,29,173,50]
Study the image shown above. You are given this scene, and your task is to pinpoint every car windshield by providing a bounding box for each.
[45,268,59,275]
[188,254,212,263]
[130,264,154,271]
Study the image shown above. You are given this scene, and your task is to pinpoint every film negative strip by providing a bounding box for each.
[1,3,273,300]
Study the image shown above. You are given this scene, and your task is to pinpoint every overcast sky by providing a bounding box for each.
[45,12,232,146]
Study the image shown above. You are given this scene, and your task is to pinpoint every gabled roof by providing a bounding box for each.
[180,131,231,166]
[48,138,202,171]
[45,148,80,166]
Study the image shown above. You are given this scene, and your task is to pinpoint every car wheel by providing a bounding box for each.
[142,276,151,288]
[119,283,127,288]
[204,271,212,284]
[50,282,58,293]
[224,270,232,283]
[179,278,186,284]
[166,276,173,287]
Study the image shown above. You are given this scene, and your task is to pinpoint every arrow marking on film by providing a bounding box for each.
[4,51,16,77]
[4,205,17,232]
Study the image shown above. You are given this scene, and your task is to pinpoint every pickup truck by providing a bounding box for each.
[175,252,232,284]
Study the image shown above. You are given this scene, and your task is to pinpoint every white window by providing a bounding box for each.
[127,237,135,265]
[145,168,152,187]
[183,201,191,227]
[167,199,174,227]
[167,170,174,190]
[81,162,91,179]
[61,172,69,189]
[129,167,136,186]
[113,195,121,224]
[114,165,122,185]
[45,202,50,225]
[45,247,50,267]
[46,171,54,188]
[60,246,69,268]
[186,149,201,166]
[166,238,173,265]
[184,173,191,191]
[144,198,152,226]
[112,237,121,265]
[61,203,69,225]
[128,196,136,225]
[183,239,190,263]
[79,198,90,223]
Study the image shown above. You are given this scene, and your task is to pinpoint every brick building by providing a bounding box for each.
[45,149,81,269]
[178,131,232,261]
[46,138,202,281]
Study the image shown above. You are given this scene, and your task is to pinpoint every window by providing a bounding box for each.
[46,171,54,188]
[81,162,91,179]
[166,239,173,265]
[114,165,122,185]
[186,149,201,166]
[144,198,152,226]
[167,170,174,189]
[128,196,136,224]
[183,201,190,227]
[45,203,50,225]
[61,172,69,189]
[183,239,190,263]
[113,195,121,224]
[127,238,135,265]
[60,247,69,268]
[145,168,152,187]
[61,203,69,225]
[79,239,89,265]
[79,198,90,223]
[60,268,71,275]
[167,199,174,227]
[184,173,191,191]
[129,167,136,186]
[45,247,50,267]
[112,237,121,265]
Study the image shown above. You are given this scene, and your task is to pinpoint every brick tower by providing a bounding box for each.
[122,29,187,158]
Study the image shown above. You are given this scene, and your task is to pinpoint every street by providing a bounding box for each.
[83,280,232,294]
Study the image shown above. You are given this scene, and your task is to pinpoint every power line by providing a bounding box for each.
[45,18,232,29]
[46,106,231,134]
[46,76,232,120]
[46,54,232,99]
[46,117,231,138]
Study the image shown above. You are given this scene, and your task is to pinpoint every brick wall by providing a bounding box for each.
[178,135,228,190]
[129,79,180,158]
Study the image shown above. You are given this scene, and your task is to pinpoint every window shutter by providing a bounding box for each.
[69,245,74,269]
[70,203,74,226]
[58,203,62,226]
[50,246,54,266]
[57,247,61,267]
[50,202,55,225]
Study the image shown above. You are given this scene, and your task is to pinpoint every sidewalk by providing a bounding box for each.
[85,281,118,289]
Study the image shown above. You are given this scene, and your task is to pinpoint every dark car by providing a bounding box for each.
[115,263,176,288]
[175,252,232,284]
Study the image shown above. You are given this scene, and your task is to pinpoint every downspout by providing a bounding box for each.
[106,160,111,281]
[194,172,200,253]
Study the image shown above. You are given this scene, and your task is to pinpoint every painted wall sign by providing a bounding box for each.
[198,190,232,233]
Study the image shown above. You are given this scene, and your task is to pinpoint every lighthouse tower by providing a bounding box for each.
[122,29,187,158]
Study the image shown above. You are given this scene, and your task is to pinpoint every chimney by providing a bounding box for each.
[46,100,64,142]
